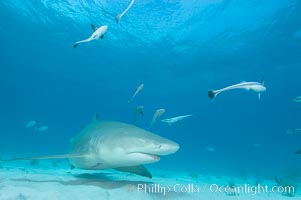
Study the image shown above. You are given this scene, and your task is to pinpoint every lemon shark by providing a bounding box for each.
[5,114,179,178]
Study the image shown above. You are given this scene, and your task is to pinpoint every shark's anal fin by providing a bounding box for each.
[115,165,152,178]
[91,24,97,31]
[3,153,86,162]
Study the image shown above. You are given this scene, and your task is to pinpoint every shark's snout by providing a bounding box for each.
[156,142,180,155]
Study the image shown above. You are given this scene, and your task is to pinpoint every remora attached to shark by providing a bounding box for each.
[73,24,108,48]
[5,113,179,178]
[208,78,266,100]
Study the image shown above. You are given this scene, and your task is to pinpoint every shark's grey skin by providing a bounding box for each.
[161,115,192,126]
[73,24,108,48]
[208,81,266,100]
[6,114,179,178]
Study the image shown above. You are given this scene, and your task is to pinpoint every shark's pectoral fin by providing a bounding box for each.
[115,165,152,178]
[3,153,86,161]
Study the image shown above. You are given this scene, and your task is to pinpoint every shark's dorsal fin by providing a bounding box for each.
[115,165,152,178]
[91,24,97,31]
[93,112,99,122]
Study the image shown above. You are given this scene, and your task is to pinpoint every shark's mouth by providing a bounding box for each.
[130,152,160,161]
[142,153,160,160]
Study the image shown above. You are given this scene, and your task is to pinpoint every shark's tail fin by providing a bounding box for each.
[3,153,85,162]
[208,90,218,100]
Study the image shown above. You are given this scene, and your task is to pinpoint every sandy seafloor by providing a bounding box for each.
[0,160,299,200]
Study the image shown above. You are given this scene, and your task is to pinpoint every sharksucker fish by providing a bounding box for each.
[73,24,108,48]
[116,0,136,23]
[128,83,144,103]
[286,128,301,134]
[161,114,192,126]
[208,79,266,100]
[24,121,37,128]
[133,105,144,124]
[5,113,179,178]
[149,109,165,129]
[294,96,301,102]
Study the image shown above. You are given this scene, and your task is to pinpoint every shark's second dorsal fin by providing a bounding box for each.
[91,24,97,31]
[93,112,99,122]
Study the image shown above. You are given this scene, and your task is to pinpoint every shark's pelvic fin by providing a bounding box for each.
[91,24,97,31]
[4,153,86,161]
[115,165,152,178]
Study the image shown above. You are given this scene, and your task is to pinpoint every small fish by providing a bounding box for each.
[36,126,48,132]
[116,0,136,23]
[208,78,266,100]
[128,83,144,103]
[294,96,301,102]
[205,147,216,152]
[286,129,301,134]
[73,24,108,48]
[24,121,37,128]
[132,105,145,124]
[149,109,165,129]
[161,114,192,126]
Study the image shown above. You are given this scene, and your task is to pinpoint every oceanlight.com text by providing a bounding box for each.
[127,183,295,196]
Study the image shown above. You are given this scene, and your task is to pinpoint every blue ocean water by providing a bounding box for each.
[0,0,301,181]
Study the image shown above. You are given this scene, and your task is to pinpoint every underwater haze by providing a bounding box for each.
[1,0,301,199]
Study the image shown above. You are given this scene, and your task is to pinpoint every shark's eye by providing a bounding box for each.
[158,145,162,149]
